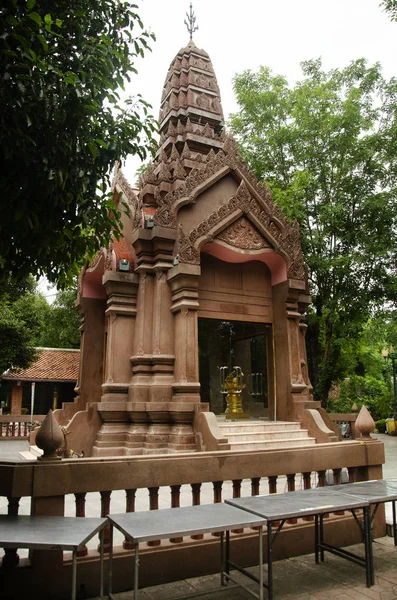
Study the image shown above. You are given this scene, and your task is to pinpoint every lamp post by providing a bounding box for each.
[382,346,397,421]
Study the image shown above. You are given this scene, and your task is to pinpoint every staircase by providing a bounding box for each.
[218,419,316,451]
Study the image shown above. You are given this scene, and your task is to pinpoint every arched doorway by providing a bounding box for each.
[197,253,275,419]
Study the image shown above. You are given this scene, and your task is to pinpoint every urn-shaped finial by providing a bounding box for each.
[355,405,375,440]
[35,409,64,460]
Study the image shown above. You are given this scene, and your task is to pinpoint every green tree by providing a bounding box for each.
[0,277,51,374]
[39,284,81,348]
[0,0,157,285]
[229,59,397,405]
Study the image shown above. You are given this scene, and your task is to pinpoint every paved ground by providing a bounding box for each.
[87,536,397,600]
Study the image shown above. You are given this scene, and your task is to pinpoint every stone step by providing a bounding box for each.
[19,445,43,461]
[224,429,310,442]
[228,438,317,451]
[218,421,302,434]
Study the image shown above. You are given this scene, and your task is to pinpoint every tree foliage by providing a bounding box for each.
[381,0,397,20]
[229,59,397,404]
[0,0,157,285]
[39,283,80,348]
[0,278,82,374]
[0,277,49,374]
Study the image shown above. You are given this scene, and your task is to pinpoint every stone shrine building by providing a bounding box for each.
[67,39,338,456]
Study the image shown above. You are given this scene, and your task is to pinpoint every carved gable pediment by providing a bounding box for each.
[216,217,272,251]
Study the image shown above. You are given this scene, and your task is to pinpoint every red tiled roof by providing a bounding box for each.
[2,348,80,382]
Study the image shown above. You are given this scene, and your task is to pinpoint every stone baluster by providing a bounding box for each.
[232,480,243,533]
[268,476,277,494]
[212,481,223,537]
[148,487,160,546]
[98,491,111,553]
[123,489,136,550]
[348,467,356,483]
[170,485,182,543]
[317,470,326,487]
[75,493,88,556]
[251,477,260,496]
[191,483,203,539]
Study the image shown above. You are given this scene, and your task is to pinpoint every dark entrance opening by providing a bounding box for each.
[198,318,273,419]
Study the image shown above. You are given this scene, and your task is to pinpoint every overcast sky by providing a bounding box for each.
[123,0,397,177]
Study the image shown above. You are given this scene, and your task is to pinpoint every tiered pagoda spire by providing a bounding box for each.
[139,39,225,207]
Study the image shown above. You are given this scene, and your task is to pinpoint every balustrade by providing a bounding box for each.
[0,415,45,439]
[0,437,385,598]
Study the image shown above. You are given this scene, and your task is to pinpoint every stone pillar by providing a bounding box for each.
[129,271,155,405]
[149,268,174,404]
[10,382,23,415]
[167,264,200,452]
[75,297,106,410]
[272,279,310,421]
[168,264,201,406]
[102,272,138,401]
[129,226,177,453]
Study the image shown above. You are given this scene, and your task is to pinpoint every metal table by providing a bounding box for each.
[321,478,397,547]
[226,489,372,600]
[108,503,267,600]
[0,515,107,600]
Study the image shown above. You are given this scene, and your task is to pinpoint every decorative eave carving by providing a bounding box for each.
[112,164,142,231]
[217,217,271,251]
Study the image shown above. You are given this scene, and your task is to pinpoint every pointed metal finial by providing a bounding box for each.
[184,2,198,40]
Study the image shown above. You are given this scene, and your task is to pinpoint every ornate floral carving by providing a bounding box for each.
[196,93,210,110]
[202,122,213,138]
[170,144,179,161]
[178,224,200,264]
[173,160,186,180]
[217,217,270,250]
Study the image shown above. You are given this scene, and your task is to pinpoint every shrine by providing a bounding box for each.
[61,31,339,457]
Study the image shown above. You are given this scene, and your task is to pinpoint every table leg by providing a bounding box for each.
[99,527,105,600]
[259,526,264,600]
[134,542,139,600]
[108,525,113,598]
[226,530,230,579]
[71,550,77,600]
[320,515,325,562]
[315,515,319,564]
[267,521,273,600]
[393,501,397,547]
[220,531,225,586]
[363,506,374,587]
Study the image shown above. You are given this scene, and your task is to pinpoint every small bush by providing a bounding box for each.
[375,419,387,433]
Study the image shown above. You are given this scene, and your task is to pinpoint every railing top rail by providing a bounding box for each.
[328,413,358,422]
[0,439,384,499]
[0,415,45,423]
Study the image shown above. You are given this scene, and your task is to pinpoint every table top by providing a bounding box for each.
[226,489,369,521]
[108,503,266,543]
[0,515,107,550]
[324,479,397,503]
